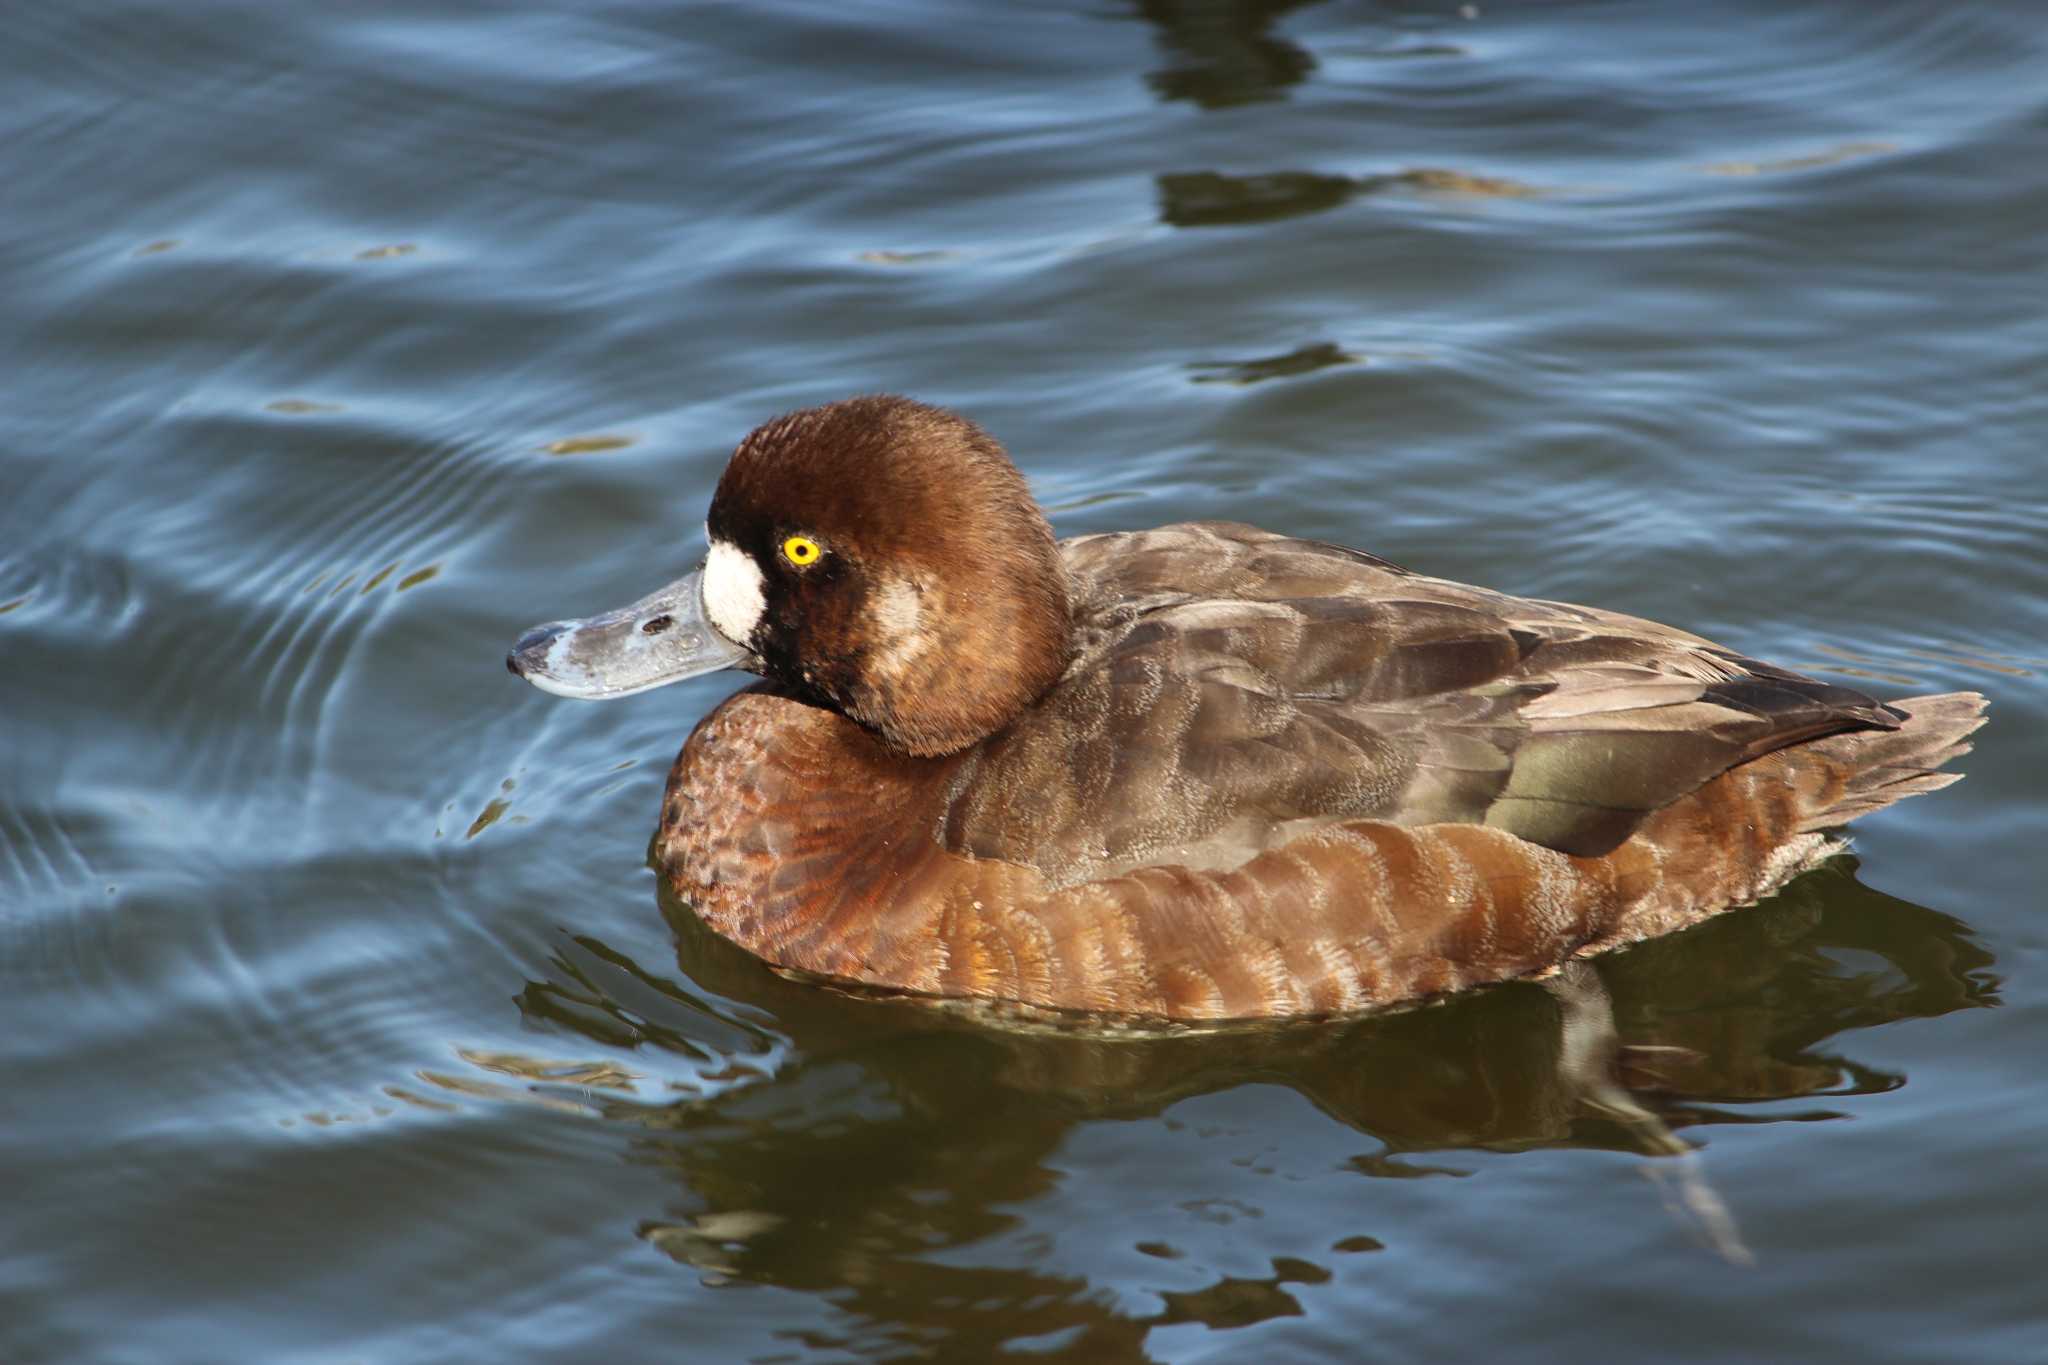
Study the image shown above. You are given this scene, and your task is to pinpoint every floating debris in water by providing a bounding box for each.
[1396,166,1542,198]
[544,434,635,455]
[856,248,963,266]
[1701,141,1896,176]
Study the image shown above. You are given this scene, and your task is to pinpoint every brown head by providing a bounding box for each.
[508,396,1072,757]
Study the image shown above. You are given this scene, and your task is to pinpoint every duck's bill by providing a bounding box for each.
[506,569,754,700]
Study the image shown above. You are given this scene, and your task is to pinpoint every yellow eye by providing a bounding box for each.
[781,534,822,567]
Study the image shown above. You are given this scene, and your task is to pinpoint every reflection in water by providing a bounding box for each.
[504,859,1995,1356]
[1134,0,1323,109]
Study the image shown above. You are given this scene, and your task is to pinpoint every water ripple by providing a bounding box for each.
[3,0,2044,1360]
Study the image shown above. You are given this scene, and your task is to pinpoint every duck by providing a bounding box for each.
[508,395,1986,1023]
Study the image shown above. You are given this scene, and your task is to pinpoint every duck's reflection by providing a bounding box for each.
[513,858,1995,1352]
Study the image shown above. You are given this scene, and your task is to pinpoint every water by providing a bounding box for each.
[5,2,2044,1360]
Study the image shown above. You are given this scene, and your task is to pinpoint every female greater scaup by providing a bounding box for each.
[509,396,1985,1022]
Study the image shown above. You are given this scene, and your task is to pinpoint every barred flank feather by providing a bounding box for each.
[661,685,1985,1022]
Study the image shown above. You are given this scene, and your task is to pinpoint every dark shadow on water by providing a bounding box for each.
[1157,166,1544,227]
[1128,0,1475,110]
[1189,340,1362,385]
[515,858,1995,1358]
[1158,169,1361,227]
[1133,0,1324,109]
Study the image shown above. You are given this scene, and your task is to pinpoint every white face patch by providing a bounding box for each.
[702,537,766,646]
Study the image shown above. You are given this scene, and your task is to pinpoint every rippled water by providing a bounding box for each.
[6,2,2045,1361]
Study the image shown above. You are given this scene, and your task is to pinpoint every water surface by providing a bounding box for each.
[5,2,2045,1361]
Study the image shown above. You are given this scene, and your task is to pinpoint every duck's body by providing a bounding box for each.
[512,398,1984,1023]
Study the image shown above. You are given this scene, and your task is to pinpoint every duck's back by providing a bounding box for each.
[940,522,1903,884]
[661,521,1983,1021]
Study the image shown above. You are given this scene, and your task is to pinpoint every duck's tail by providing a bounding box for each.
[1795,691,1988,832]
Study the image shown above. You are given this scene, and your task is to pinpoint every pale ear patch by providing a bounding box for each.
[872,576,930,677]
[703,538,766,645]
[874,577,922,637]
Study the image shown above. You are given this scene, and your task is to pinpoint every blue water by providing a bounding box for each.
[5,2,2045,1361]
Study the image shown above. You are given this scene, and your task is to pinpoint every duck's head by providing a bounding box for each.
[508,396,1072,757]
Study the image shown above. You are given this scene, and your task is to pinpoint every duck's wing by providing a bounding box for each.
[1346,593,1899,855]
[943,523,1897,879]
